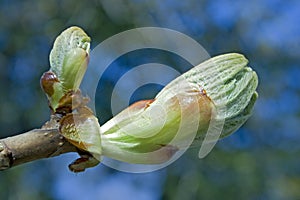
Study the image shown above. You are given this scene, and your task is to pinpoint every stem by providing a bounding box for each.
[0,128,77,170]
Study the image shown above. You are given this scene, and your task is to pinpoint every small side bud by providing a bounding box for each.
[40,71,64,111]
[40,71,59,96]
[41,26,91,113]
[68,154,100,173]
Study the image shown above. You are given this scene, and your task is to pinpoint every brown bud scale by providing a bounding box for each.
[40,71,59,96]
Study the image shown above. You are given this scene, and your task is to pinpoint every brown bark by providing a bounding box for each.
[0,128,77,171]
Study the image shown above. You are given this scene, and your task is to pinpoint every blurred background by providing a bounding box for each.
[0,0,299,199]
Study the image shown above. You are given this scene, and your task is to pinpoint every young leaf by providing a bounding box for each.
[41,26,91,112]
[100,53,258,164]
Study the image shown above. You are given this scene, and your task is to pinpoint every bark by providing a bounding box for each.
[0,128,77,171]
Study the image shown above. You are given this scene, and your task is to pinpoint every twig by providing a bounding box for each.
[0,128,77,171]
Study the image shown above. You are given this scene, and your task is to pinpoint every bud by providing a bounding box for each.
[40,71,64,111]
[41,26,91,112]
[100,53,258,164]
[49,26,90,89]
[60,48,89,91]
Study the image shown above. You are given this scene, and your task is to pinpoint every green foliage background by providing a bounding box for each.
[0,0,299,199]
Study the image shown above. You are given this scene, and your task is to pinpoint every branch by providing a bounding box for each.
[0,128,77,171]
[0,25,259,173]
[0,53,259,172]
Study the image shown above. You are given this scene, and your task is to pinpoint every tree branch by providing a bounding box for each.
[0,128,77,171]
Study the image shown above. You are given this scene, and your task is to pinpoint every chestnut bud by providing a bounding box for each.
[41,26,91,112]
[100,53,258,164]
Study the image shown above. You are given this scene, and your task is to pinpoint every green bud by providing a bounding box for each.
[49,26,90,88]
[60,48,89,91]
[173,53,259,139]
[41,26,91,112]
[100,53,258,164]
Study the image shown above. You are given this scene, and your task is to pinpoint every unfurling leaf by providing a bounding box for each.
[41,26,90,112]
[100,53,258,164]
[41,26,259,172]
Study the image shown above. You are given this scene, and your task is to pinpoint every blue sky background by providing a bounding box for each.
[0,0,299,199]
